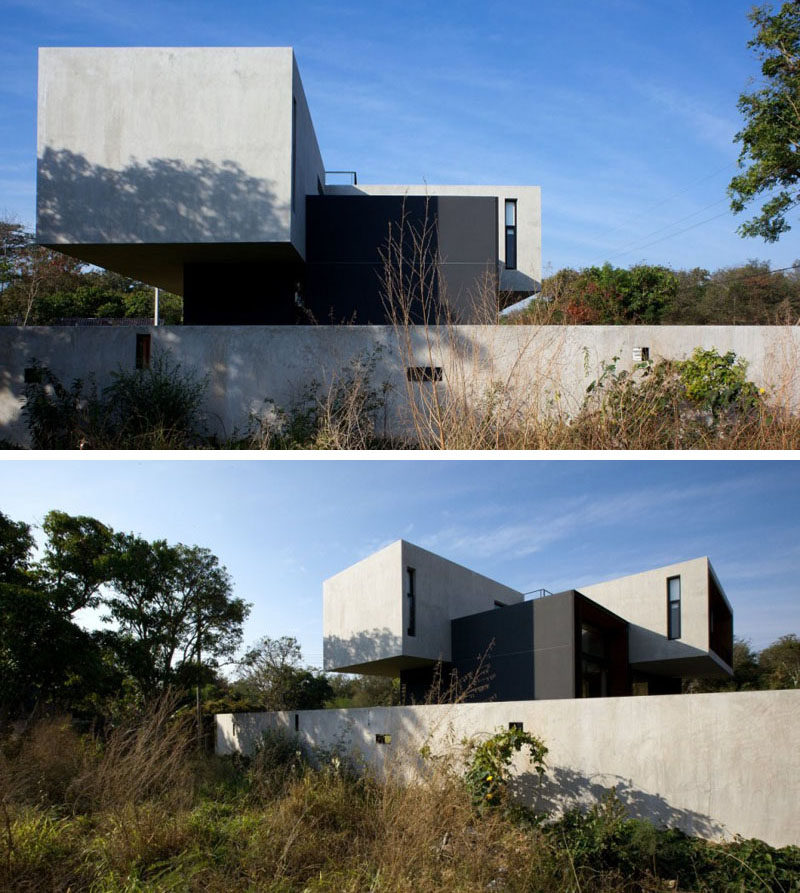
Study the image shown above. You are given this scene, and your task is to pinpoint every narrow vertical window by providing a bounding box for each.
[667,576,681,639]
[505,199,517,270]
[291,97,297,213]
[406,567,416,637]
[135,333,151,369]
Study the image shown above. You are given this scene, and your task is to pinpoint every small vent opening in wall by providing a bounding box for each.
[406,366,443,382]
[508,722,524,731]
[136,333,151,369]
[632,347,650,362]
[375,733,392,744]
[24,367,43,384]
[294,713,299,732]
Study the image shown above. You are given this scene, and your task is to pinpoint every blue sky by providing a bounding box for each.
[1,458,798,665]
[1,0,798,273]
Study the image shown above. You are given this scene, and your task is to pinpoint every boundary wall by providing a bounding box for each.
[2,325,799,444]
[216,690,800,848]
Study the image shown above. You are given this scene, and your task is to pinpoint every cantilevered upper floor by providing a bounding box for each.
[36,47,541,323]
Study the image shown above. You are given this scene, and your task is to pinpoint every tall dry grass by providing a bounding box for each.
[376,212,800,450]
[1,706,798,891]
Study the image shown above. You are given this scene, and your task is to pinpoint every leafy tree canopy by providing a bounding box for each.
[729,2,800,241]
[236,635,333,711]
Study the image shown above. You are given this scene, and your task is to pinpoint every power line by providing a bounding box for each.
[605,209,735,258]
[603,197,731,262]
[591,160,738,261]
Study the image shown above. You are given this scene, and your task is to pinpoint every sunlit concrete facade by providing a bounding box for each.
[36,47,541,323]
[323,541,733,701]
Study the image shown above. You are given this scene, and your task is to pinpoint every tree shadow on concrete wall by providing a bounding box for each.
[511,764,726,839]
[322,629,403,671]
[37,147,287,244]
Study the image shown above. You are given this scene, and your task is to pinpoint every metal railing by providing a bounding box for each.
[523,588,553,599]
[324,170,358,186]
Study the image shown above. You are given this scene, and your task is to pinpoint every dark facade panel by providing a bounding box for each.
[452,601,535,702]
[532,592,576,700]
[183,260,306,324]
[305,194,498,324]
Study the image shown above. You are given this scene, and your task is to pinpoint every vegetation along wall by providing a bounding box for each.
[216,689,800,849]
[2,324,800,446]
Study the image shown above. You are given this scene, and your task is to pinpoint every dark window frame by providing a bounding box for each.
[291,97,297,213]
[667,575,681,640]
[505,199,517,270]
[406,566,416,637]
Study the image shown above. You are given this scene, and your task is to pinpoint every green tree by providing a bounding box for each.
[729,2,800,241]
[759,633,800,688]
[0,511,110,724]
[237,635,334,710]
[40,510,114,614]
[106,535,250,696]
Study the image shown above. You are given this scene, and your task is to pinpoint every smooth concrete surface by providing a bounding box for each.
[38,48,296,246]
[215,689,800,848]
[581,558,732,676]
[322,539,522,674]
[2,325,799,446]
[36,47,327,292]
[327,184,542,295]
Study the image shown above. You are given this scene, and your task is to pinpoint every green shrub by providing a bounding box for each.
[464,726,548,810]
[678,346,761,417]
[22,351,208,449]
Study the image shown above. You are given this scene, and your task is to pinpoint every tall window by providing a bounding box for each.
[505,199,517,270]
[291,98,297,213]
[406,567,416,637]
[667,576,681,639]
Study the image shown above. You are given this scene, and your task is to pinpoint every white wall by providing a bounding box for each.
[215,689,800,848]
[580,558,732,673]
[323,541,404,673]
[400,541,523,663]
[322,539,522,673]
[2,325,799,446]
[37,47,295,246]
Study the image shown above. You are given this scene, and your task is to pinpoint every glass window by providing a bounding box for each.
[406,567,416,637]
[505,199,517,270]
[667,576,681,639]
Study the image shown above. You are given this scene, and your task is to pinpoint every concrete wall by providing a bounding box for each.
[581,558,732,676]
[2,324,799,446]
[401,540,523,664]
[322,539,522,674]
[327,184,541,294]
[215,689,800,848]
[38,47,296,247]
[323,541,404,674]
[290,54,325,259]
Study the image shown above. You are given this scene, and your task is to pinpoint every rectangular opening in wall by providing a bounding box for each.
[508,722,523,731]
[406,366,443,382]
[375,733,391,744]
[294,713,299,732]
[667,575,681,639]
[23,367,43,384]
[135,333,151,369]
[291,97,297,213]
[505,199,517,270]
[407,566,416,637]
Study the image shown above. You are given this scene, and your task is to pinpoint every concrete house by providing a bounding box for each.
[37,47,541,324]
[323,541,734,702]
